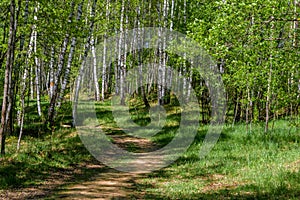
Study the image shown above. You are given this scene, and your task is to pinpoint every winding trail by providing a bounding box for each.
[0,133,160,200]
[49,134,161,199]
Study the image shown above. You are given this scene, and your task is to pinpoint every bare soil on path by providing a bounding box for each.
[50,134,161,200]
[0,134,160,200]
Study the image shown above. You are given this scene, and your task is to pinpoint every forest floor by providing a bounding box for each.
[1,123,299,200]
[0,101,299,199]
[0,132,159,200]
[0,160,145,199]
[48,133,161,200]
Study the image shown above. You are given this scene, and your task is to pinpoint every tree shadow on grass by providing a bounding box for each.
[132,170,300,199]
[0,130,96,188]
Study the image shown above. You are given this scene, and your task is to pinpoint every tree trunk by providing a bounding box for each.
[265,9,275,133]
[101,34,107,101]
[265,62,272,133]
[136,4,150,108]
[47,1,76,126]
[91,35,100,101]
[34,4,42,117]
[118,0,125,105]
[73,0,97,126]
[49,46,55,98]
[58,3,83,108]
[47,35,69,125]
[0,0,16,155]
[101,3,109,102]
[233,91,242,124]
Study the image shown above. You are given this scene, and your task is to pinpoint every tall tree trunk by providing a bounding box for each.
[136,3,150,108]
[161,0,168,105]
[101,0,112,100]
[49,46,55,98]
[58,3,83,108]
[16,0,29,126]
[182,0,187,103]
[0,0,16,155]
[17,3,33,150]
[265,8,275,133]
[246,79,250,133]
[34,4,42,117]
[88,1,100,102]
[17,47,31,150]
[101,35,107,101]
[265,62,272,133]
[47,36,69,125]
[91,35,100,101]
[118,0,125,105]
[47,2,76,125]
[73,0,97,126]
[30,65,34,99]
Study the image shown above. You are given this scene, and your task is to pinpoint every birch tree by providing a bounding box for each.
[47,1,76,125]
[0,0,17,155]
[33,3,42,117]
[57,2,83,108]
[73,0,97,125]
[101,0,110,101]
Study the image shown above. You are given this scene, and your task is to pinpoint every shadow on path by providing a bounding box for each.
[45,133,158,200]
[50,168,145,200]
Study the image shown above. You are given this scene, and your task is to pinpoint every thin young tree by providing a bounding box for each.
[0,0,17,155]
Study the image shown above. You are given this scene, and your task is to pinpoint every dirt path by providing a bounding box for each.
[50,134,161,199]
[0,161,145,200]
[0,134,160,199]
[52,168,143,199]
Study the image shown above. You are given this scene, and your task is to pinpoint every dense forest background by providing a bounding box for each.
[0,0,299,155]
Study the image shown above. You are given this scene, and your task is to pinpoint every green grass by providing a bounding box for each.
[134,121,300,199]
[94,99,300,199]
[0,98,299,199]
[0,101,93,190]
[0,128,93,189]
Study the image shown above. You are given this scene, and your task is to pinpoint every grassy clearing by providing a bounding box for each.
[0,101,93,191]
[0,99,299,199]
[134,122,300,199]
[0,128,93,190]
[95,100,300,199]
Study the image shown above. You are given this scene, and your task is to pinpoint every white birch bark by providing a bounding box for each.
[157,0,168,105]
[73,0,97,125]
[0,0,16,155]
[265,8,275,133]
[182,0,187,102]
[137,3,150,108]
[17,32,32,150]
[101,0,110,101]
[57,3,83,108]
[118,0,125,105]
[47,2,76,124]
[92,35,100,101]
[49,46,55,98]
[157,3,163,105]
[102,34,107,101]
[161,0,168,105]
[33,4,42,117]
[30,65,34,99]
[17,0,29,126]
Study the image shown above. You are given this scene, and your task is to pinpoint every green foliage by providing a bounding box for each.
[135,121,300,199]
[0,0,299,197]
